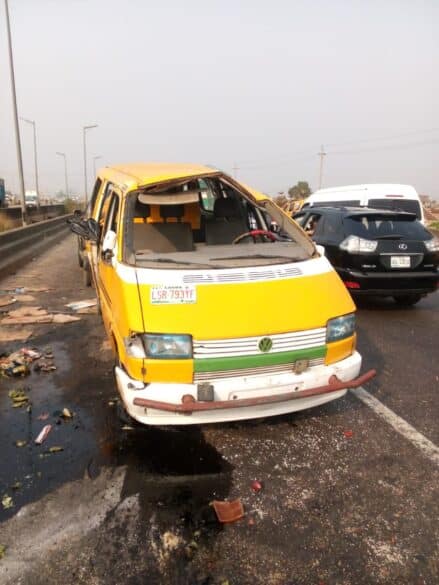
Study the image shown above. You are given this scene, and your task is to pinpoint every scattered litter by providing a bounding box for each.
[1,306,80,325]
[212,499,244,524]
[0,296,16,308]
[48,446,64,453]
[1,347,43,377]
[1,495,13,510]
[11,482,21,491]
[15,440,27,448]
[37,412,50,421]
[15,294,35,302]
[34,360,56,373]
[2,306,52,324]
[8,388,30,407]
[0,329,33,343]
[0,544,5,559]
[52,314,80,324]
[0,287,49,294]
[61,408,73,419]
[121,425,135,431]
[343,430,354,439]
[35,424,52,445]
[251,480,263,493]
[65,299,97,312]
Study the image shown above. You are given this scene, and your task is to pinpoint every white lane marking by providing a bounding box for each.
[351,387,439,465]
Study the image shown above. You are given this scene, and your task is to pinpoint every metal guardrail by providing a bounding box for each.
[0,204,66,230]
[0,213,72,277]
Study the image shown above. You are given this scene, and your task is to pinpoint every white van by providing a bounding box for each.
[303,184,424,223]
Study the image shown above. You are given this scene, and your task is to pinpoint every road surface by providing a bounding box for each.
[0,235,438,584]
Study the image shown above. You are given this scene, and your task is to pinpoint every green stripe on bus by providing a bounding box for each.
[193,346,326,373]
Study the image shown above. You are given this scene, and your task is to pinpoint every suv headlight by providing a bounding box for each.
[143,333,192,359]
[425,237,439,252]
[339,235,377,253]
[327,314,356,342]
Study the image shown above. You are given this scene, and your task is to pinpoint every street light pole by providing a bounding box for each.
[93,155,102,177]
[56,152,69,198]
[20,117,40,209]
[83,124,98,208]
[4,0,27,224]
[317,145,326,190]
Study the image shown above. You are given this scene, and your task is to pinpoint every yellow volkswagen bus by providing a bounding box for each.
[71,163,374,425]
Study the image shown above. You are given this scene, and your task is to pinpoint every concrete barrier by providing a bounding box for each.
[0,214,72,277]
[0,204,66,230]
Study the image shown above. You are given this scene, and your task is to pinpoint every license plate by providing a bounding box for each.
[390,256,410,268]
[150,284,196,304]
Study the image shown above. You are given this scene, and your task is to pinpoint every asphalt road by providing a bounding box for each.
[0,235,438,585]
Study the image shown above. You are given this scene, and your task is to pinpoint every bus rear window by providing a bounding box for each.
[368,198,422,219]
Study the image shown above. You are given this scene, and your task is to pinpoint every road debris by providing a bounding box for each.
[37,412,50,420]
[212,499,245,523]
[0,328,33,343]
[10,482,21,491]
[8,388,30,407]
[2,495,13,510]
[65,299,97,313]
[35,424,52,445]
[251,480,263,493]
[48,446,64,453]
[15,440,27,448]
[0,296,16,308]
[61,407,73,419]
[343,430,354,439]
[0,348,43,377]
[1,306,80,325]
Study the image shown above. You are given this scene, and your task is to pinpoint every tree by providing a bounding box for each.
[288,181,311,200]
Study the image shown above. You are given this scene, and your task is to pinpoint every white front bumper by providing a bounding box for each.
[114,351,363,425]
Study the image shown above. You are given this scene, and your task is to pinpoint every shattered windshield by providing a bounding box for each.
[123,175,314,268]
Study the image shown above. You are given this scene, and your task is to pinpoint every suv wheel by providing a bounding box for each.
[393,294,422,306]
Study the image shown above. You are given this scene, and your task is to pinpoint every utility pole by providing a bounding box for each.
[20,117,40,209]
[4,0,27,224]
[56,152,69,198]
[317,145,326,190]
[83,124,98,208]
[232,162,239,179]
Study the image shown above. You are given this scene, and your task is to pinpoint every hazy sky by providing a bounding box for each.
[0,0,437,198]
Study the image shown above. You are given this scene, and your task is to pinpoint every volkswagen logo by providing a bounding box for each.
[258,337,273,352]
[398,243,408,250]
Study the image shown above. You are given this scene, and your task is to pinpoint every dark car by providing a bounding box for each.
[293,206,439,305]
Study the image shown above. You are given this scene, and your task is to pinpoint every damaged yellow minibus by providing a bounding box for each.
[70,163,375,425]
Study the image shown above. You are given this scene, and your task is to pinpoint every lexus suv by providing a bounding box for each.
[294,206,439,305]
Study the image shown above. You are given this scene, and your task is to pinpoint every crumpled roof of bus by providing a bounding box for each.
[98,162,219,189]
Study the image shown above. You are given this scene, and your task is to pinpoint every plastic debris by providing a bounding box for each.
[15,440,27,448]
[2,495,13,510]
[343,430,354,439]
[35,424,52,445]
[48,446,64,453]
[8,388,29,407]
[61,408,73,419]
[212,499,244,523]
[251,480,263,493]
[65,299,97,312]
[37,412,50,421]
[0,347,43,377]
[11,482,21,491]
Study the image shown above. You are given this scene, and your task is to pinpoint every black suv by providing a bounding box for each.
[294,206,439,305]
